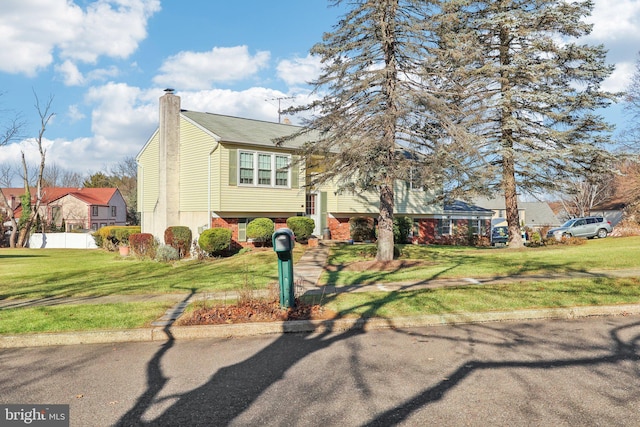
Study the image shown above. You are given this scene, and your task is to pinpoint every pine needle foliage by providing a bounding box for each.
[435,0,619,247]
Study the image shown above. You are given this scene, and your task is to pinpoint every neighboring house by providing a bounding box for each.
[0,187,127,231]
[137,90,493,247]
[590,201,625,227]
[519,201,561,230]
[471,196,560,231]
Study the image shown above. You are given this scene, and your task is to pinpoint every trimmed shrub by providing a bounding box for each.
[350,217,374,242]
[286,217,315,241]
[92,226,141,251]
[247,218,275,244]
[393,216,413,244]
[129,233,158,259]
[155,244,180,262]
[164,226,192,258]
[198,228,232,255]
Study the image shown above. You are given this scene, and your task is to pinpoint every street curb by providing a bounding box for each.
[2,304,640,349]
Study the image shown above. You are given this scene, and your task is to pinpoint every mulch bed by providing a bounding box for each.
[176,298,336,326]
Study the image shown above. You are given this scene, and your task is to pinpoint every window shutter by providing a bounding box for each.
[291,155,299,189]
[228,149,237,186]
[320,191,327,229]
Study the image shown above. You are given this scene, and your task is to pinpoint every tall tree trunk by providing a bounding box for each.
[503,150,523,248]
[377,180,395,261]
[376,0,398,262]
[499,23,523,249]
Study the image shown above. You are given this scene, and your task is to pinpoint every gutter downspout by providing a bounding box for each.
[208,141,220,227]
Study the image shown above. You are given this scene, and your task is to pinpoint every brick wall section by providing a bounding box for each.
[212,216,488,246]
[415,219,436,244]
[210,217,288,249]
[328,216,351,240]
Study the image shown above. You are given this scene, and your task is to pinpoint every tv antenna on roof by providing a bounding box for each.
[266,96,294,123]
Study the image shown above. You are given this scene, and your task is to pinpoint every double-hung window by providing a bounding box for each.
[437,218,452,236]
[240,152,254,185]
[238,151,290,188]
[275,155,289,186]
[258,154,272,185]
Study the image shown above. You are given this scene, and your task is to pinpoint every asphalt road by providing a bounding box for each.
[2,315,639,426]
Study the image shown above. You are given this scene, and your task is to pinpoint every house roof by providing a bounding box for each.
[181,110,317,149]
[1,187,120,206]
[520,201,560,227]
[444,200,494,216]
[470,196,559,226]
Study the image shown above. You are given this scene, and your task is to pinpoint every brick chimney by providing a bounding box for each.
[155,89,181,241]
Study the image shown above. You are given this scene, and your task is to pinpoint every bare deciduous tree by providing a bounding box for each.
[43,162,85,188]
[15,93,54,248]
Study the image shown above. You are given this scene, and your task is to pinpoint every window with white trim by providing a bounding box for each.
[258,154,272,185]
[239,152,254,184]
[437,218,452,235]
[275,155,289,186]
[238,151,290,188]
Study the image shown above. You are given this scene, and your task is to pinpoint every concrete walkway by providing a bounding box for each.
[2,242,640,348]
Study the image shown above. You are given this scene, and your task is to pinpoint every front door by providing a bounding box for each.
[306,192,322,237]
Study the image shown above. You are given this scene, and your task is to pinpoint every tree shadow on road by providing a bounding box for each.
[116,281,640,426]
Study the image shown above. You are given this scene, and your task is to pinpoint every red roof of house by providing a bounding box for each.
[1,187,119,207]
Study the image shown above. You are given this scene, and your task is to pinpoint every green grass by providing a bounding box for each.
[322,237,640,286]
[312,277,640,319]
[1,238,640,334]
[0,247,302,299]
[0,302,174,334]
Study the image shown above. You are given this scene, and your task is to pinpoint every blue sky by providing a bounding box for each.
[0,0,638,183]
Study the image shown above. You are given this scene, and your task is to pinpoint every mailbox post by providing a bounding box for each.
[272,228,296,308]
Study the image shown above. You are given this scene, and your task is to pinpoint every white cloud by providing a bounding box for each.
[580,1,640,95]
[55,61,85,86]
[59,0,161,64]
[67,105,86,123]
[602,61,635,93]
[153,46,271,90]
[179,87,288,122]
[277,54,322,86]
[587,0,640,44]
[85,83,157,152]
[0,0,160,76]
[0,0,82,75]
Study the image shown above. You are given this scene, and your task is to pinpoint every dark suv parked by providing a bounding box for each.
[546,216,613,240]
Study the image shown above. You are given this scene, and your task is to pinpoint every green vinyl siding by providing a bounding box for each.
[219,143,305,213]
[321,179,437,215]
[320,191,327,229]
[291,155,299,189]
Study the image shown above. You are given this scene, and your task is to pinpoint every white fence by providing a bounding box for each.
[29,233,98,249]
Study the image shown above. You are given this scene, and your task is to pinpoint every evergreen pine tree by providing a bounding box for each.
[437,0,618,247]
